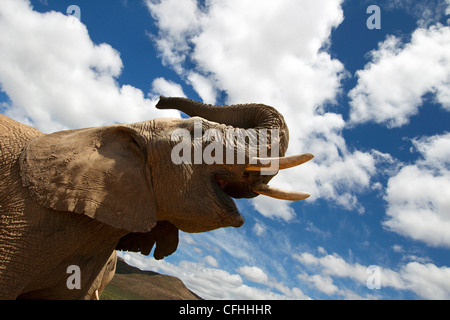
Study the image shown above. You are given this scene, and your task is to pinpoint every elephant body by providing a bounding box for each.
[0,115,125,299]
[0,97,311,299]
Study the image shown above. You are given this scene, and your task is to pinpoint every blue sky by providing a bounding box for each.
[1,0,450,299]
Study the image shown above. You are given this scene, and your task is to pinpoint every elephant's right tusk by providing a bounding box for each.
[251,183,310,201]
[246,153,314,171]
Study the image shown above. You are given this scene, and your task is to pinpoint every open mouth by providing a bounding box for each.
[214,171,257,199]
[206,153,315,229]
[214,153,315,202]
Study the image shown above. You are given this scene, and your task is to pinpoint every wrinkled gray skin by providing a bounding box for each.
[0,97,289,299]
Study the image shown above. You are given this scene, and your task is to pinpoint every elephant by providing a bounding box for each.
[0,97,313,299]
[88,250,117,300]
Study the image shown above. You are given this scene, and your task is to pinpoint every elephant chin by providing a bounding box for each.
[168,178,246,233]
[170,211,244,234]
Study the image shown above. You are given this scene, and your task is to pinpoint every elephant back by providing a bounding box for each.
[0,115,43,167]
[0,115,43,197]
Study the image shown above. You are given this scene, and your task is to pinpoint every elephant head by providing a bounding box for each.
[19,97,313,260]
[150,97,313,232]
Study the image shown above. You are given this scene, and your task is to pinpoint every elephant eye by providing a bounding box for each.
[128,135,142,153]
[131,137,140,149]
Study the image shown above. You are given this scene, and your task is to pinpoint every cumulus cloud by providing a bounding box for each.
[237,266,269,284]
[383,133,450,247]
[147,0,381,218]
[150,77,187,98]
[0,0,179,133]
[294,250,450,299]
[297,273,339,296]
[400,262,450,299]
[204,255,219,267]
[121,252,309,300]
[348,24,450,128]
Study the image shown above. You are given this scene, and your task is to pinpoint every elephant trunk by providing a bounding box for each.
[156,96,289,156]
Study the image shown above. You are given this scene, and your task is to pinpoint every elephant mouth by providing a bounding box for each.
[213,153,315,202]
[209,153,314,227]
[214,171,258,199]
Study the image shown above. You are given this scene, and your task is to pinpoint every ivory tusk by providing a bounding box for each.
[246,153,314,171]
[251,183,310,201]
[94,290,99,300]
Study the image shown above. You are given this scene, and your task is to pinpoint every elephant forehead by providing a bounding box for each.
[154,117,232,133]
[145,118,187,134]
[153,118,185,126]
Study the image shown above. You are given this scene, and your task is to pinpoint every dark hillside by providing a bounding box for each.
[101,258,202,300]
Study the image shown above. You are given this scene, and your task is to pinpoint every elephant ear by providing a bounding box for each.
[19,125,156,233]
[116,221,179,260]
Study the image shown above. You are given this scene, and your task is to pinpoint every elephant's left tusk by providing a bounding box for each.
[94,290,99,300]
[246,153,314,171]
[251,183,310,201]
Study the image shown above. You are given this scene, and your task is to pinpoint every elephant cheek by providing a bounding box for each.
[172,209,244,233]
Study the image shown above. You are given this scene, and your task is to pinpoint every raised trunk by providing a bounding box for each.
[156,96,289,156]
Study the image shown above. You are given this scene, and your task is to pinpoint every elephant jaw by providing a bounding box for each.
[214,152,314,202]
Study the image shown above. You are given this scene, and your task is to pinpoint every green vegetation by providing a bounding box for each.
[101,284,145,300]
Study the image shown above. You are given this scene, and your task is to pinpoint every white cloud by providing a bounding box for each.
[293,148,377,213]
[294,250,450,299]
[400,262,450,299]
[251,196,296,221]
[187,72,217,104]
[0,0,179,133]
[384,133,450,248]
[145,0,199,72]
[295,252,320,266]
[150,77,186,98]
[295,252,371,283]
[349,24,450,128]
[147,0,380,217]
[180,233,197,245]
[298,273,339,296]
[237,266,269,284]
[252,223,266,236]
[204,255,219,267]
